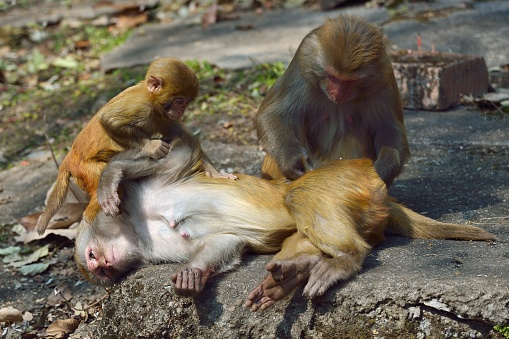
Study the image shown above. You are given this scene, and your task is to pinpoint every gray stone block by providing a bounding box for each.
[391,52,489,110]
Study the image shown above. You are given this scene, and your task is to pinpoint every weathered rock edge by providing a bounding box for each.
[76,251,507,338]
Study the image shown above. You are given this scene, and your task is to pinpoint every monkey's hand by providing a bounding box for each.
[281,153,312,180]
[203,161,238,180]
[206,170,238,180]
[171,267,212,297]
[97,175,122,217]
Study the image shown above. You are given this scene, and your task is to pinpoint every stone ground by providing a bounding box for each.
[1,0,509,337]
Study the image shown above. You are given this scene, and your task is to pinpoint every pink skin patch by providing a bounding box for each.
[180,230,191,238]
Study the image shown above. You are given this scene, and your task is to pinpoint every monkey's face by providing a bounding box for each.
[321,70,361,104]
[84,238,141,285]
[75,216,142,286]
[163,97,193,120]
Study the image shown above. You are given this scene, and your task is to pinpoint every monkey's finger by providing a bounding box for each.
[174,270,184,288]
[181,268,190,289]
[246,286,264,304]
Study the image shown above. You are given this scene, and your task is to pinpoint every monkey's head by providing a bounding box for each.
[302,15,390,104]
[74,215,143,286]
[145,57,199,120]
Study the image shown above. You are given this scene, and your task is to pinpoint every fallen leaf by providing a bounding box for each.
[19,203,86,232]
[19,263,50,276]
[52,56,79,69]
[2,252,22,264]
[115,13,148,29]
[74,40,91,50]
[0,246,21,256]
[46,318,80,338]
[223,121,235,128]
[201,3,217,28]
[0,307,23,322]
[47,284,72,306]
[9,245,49,268]
[16,226,78,244]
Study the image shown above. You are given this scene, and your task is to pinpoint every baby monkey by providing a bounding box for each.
[37,57,235,235]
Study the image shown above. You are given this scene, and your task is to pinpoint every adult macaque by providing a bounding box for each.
[255,15,409,187]
[37,57,235,236]
[74,139,495,306]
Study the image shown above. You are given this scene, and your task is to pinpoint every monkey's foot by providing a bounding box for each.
[244,256,320,312]
[152,140,171,159]
[171,267,211,297]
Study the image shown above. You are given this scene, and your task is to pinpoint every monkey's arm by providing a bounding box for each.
[98,99,154,149]
[97,150,162,216]
[97,138,202,216]
[372,116,409,187]
[256,86,311,180]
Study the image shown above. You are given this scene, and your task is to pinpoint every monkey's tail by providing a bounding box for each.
[36,168,71,235]
[386,201,497,242]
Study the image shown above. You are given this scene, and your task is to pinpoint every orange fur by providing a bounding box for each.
[36,57,200,234]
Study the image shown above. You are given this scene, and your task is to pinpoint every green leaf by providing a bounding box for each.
[52,56,79,69]
[0,246,21,256]
[19,263,50,276]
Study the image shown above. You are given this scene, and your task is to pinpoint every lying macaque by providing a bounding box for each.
[74,138,496,310]
[37,57,235,236]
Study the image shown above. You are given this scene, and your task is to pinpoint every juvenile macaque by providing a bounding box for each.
[37,57,235,235]
[74,139,495,305]
[255,15,409,187]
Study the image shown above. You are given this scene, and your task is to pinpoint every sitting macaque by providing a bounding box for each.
[255,15,410,187]
[74,138,495,310]
[37,57,235,235]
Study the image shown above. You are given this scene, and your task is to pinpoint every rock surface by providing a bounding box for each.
[74,109,509,338]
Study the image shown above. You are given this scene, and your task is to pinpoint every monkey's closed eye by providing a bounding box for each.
[174,98,185,106]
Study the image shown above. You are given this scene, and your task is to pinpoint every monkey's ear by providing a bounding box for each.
[147,75,164,93]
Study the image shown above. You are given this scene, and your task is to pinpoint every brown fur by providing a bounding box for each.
[256,15,409,187]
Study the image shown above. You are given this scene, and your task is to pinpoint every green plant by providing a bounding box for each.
[494,325,509,338]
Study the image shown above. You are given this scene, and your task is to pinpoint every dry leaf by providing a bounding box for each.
[47,284,73,306]
[9,245,49,268]
[74,40,91,50]
[115,13,148,29]
[46,318,80,338]
[16,226,78,244]
[223,121,235,129]
[0,307,23,322]
[201,3,218,28]
[19,263,50,276]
